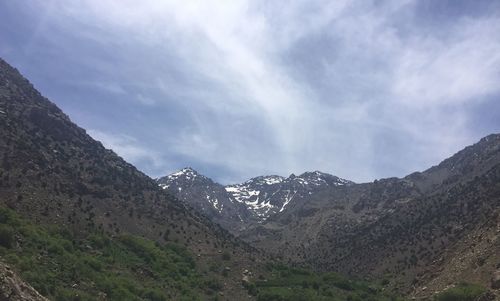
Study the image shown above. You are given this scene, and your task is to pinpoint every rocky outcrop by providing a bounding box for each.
[0,261,48,301]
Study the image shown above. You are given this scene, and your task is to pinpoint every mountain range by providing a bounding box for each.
[1,56,499,300]
[157,168,351,232]
[158,135,500,299]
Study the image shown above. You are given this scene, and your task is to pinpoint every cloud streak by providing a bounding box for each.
[88,129,169,173]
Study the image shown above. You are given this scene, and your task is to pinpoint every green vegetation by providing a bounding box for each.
[221,251,231,261]
[0,206,205,300]
[246,264,403,301]
[0,205,407,300]
[434,282,486,301]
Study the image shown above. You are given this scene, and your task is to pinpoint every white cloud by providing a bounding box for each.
[88,129,166,170]
[393,18,500,107]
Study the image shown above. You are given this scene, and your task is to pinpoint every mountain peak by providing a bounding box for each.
[157,167,211,191]
[179,166,197,173]
[244,175,285,185]
[167,167,200,178]
[298,170,327,178]
[295,170,353,186]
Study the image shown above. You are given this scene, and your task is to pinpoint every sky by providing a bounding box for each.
[1,0,500,184]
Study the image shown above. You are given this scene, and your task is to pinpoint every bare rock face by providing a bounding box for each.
[0,261,48,301]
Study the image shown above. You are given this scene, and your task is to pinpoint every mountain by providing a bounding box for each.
[226,171,352,219]
[0,57,234,251]
[0,57,408,301]
[157,167,252,232]
[1,55,497,300]
[161,135,500,298]
[243,134,500,298]
[157,168,352,232]
[0,58,263,300]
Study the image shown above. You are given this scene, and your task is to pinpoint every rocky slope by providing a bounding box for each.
[0,261,48,301]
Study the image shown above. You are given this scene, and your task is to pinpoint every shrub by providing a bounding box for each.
[204,279,223,292]
[47,242,65,255]
[0,207,16,224]
[0,225,14,248]
[434,282,486,301]
[142,288,167,301]
[257,291,286,301]
[221,251,231,261]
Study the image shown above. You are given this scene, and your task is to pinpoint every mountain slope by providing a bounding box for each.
[242,134,500,297]
[0,58,263,300]
[160,134,500,298]
[0,57,236,250]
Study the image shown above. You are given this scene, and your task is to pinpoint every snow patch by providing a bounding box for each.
[262,176,284,185]
[279,190,296,212]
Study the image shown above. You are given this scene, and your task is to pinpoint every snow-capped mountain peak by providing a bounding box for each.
[168,167,199,179]
[157,167,205,190]
[223,172,352,219]
[294,171,353,186]
[157,169,353,227]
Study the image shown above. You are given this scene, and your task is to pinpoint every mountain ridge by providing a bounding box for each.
[161,133,500,298]
[2,55,499,299]
[157,167,353,233]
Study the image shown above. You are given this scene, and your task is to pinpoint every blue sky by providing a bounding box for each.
[1,0,500,184]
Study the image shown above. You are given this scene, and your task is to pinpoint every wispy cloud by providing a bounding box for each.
[88,129,169,176]
[392,17,500,107]
[2,0,500,183]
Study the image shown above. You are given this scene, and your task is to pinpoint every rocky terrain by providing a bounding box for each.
[163,135,500,298]
[0,261,48,301]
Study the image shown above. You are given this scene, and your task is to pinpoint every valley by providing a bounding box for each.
[0,56,498,300]
[159,136,500,300]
